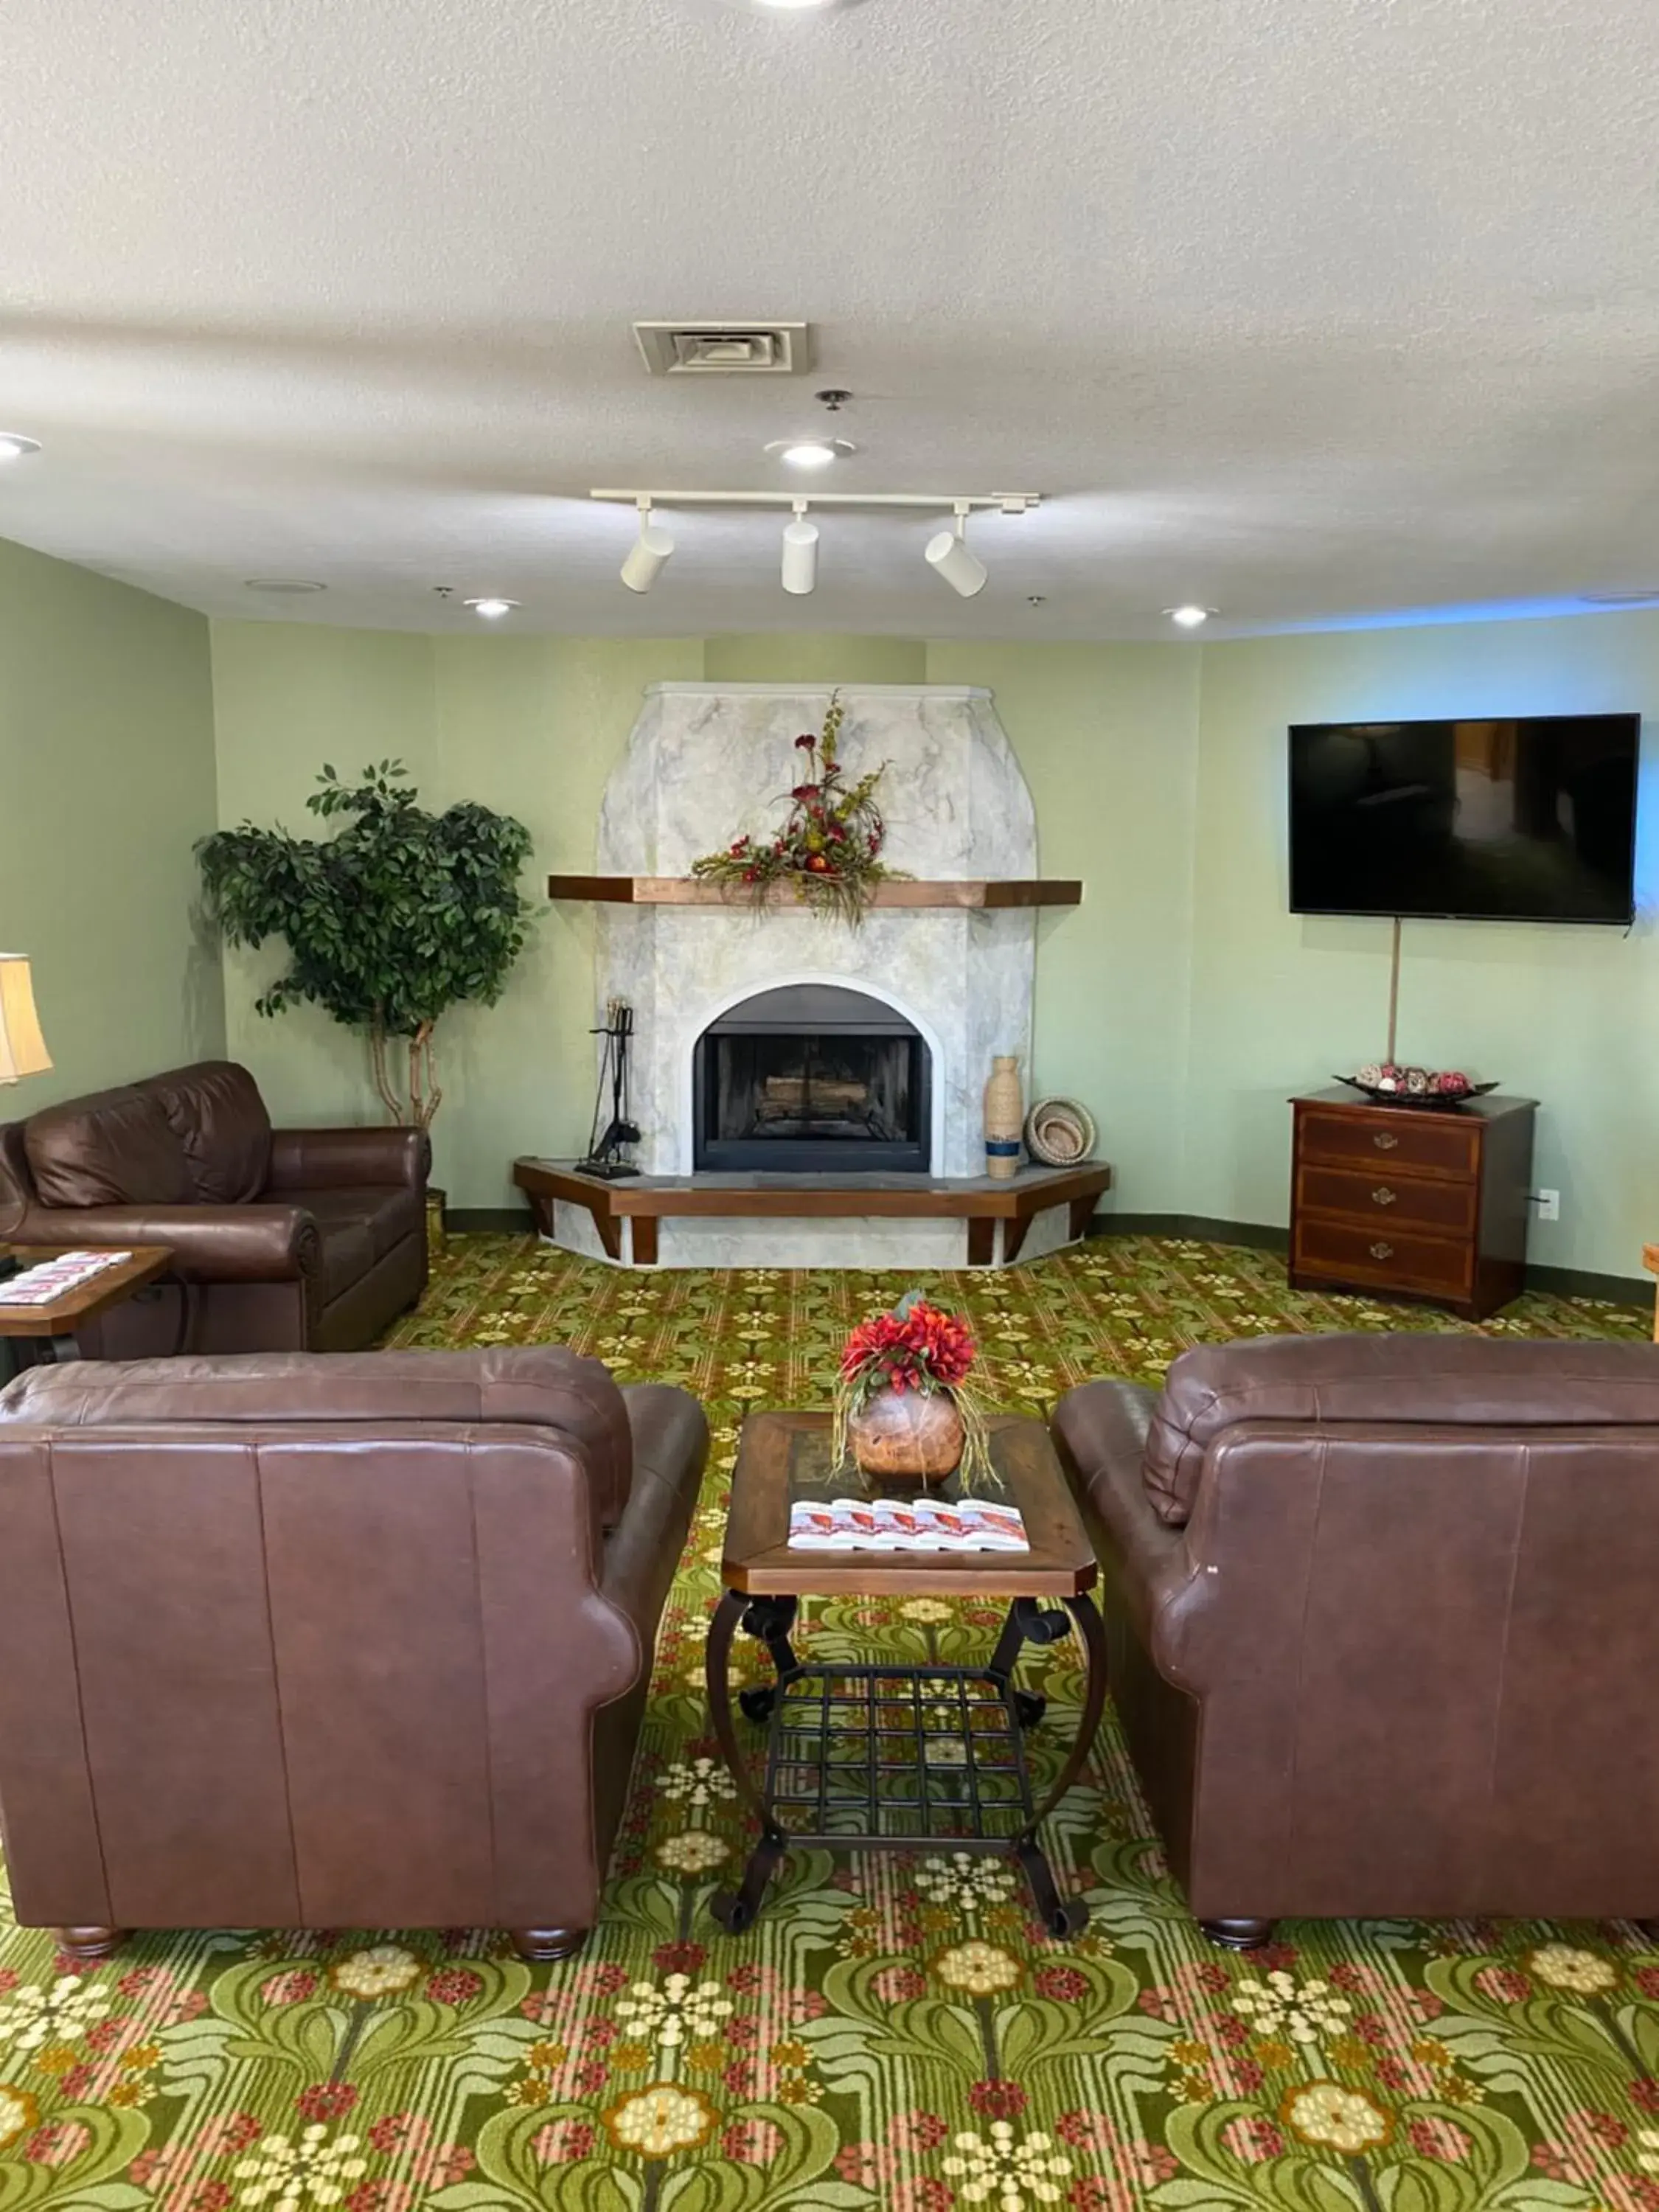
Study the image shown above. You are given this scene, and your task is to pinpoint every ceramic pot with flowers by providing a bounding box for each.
[833,1290,993,1491]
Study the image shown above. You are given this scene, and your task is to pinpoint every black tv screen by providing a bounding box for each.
[1288,714,1640,923]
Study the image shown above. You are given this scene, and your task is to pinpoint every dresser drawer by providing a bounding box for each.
[1293,1217,1474,1299]
[1297,1164,1478,1237]
[1297,1105,1480,1180]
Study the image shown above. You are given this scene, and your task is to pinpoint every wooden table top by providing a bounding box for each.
[0,1246,174,1336]
[720,1409,1098,1599]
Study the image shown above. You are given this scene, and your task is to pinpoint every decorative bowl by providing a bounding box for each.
[1335,1066,1498,1111]
[846,1387,964,1486]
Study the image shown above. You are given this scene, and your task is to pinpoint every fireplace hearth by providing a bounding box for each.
[693,984,930,1174]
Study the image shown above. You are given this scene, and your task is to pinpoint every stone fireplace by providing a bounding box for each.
[547,681,1081,1267]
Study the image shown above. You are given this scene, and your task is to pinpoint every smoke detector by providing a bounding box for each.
[633,321,815,376]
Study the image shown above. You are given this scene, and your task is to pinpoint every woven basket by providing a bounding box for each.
[1023,1097,1096,1168]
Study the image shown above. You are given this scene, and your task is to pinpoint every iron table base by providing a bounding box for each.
[705,1591,1106,1941]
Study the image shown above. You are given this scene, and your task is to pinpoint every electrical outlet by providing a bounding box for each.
[1534,1189,1561,1223]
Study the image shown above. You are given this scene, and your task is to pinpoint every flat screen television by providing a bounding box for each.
[1288,714,1641,924]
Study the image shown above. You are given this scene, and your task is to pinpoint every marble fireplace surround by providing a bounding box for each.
[553,682,1068,1267]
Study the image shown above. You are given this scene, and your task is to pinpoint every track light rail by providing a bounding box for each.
[591,490,1041,511]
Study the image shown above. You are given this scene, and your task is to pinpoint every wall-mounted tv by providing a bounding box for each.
[1288,714,1641,924]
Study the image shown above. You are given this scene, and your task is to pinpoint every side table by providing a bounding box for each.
[705,1410,1107,1942]
[0,1248,176,1368]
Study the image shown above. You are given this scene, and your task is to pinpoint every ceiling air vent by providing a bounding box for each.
[633,321,814,376]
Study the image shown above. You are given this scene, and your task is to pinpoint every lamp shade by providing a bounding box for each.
[0,956,52,1084]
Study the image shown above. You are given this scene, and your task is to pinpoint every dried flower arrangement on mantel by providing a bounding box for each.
[690,691,903,925]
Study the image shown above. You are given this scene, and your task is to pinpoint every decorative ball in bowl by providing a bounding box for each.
[1335,1062,1499,1110]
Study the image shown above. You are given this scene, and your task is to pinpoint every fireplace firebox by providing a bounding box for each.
[693,984,931,1175]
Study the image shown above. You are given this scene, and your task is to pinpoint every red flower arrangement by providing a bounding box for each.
[690,692,900,923]
[832,1290,995,1490]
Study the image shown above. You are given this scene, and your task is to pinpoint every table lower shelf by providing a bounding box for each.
[705,1590,1106,1941]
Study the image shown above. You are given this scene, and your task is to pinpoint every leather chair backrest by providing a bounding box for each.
[0,1377,643,1933]
[23,1084,194,1208]
[0,1121,35,1235]
[0,1341,636,1527]
[1144,1333,1659,1525]
[142,1062,272,1204]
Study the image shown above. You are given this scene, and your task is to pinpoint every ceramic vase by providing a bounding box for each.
[983,1054,1023,1180]
[847,1387,964,1485]
[425,1187,448,1259]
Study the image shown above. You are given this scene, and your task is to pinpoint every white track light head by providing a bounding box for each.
[781,507,819,595]
[622,506,675,593]
[925,503,988,598]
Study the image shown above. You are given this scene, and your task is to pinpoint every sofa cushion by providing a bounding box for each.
[145,1062,272,1205]
[24,1085,192,1208]
[0,1343,637,1528]
[1144,1333,1659,1526]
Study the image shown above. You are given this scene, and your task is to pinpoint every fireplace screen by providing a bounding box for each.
[693,984,931,1175]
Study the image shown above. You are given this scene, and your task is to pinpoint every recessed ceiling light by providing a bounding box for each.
[243,577,327,594]
[1165,604,1216,627]
[464,597,520,619]
[765,437,856,470]
[0,434,41,462]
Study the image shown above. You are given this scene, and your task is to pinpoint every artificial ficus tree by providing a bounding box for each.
[197,761,533,1128]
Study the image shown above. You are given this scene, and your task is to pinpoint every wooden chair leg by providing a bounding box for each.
[509,1927,589,1964]
[55,1926,127,1963]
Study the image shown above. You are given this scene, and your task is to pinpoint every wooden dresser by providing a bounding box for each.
[1290,1088,1537,1321]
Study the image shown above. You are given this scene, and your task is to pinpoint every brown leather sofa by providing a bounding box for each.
[0,1061,428,1355]
[1054,1333,1659,1948]
[0,1344,706,1960]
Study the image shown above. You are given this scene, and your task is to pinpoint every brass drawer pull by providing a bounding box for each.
[1373,1131,1399,1151]
[1370,1241,1394,1260]
[1372,1186,1397,1206]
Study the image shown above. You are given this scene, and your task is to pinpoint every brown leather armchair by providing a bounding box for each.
[0,1061,428,1354]
[0,1345,706,1961]
[1054,1334,1659,1950]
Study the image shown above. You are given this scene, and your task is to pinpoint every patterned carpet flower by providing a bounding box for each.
[914,1854,1019,1913]
[660,1756,738,1813]
[942,2121,1073,2208]
[603,2083,718,2157]
[655,1830,728,1874]
[0,2084,38,2152]
[327,1947,421,2000]
[1527,1944,1620,1995]
[1231,1968,1353,2044]
[934,1941,1022,1997]
[0,1975,111,2051]
[1280,2081,1394,2154]
[232,2124,369,2210]
[613,1973,734,2049]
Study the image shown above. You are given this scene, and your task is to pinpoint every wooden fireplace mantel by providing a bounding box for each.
[548,874,1082,911]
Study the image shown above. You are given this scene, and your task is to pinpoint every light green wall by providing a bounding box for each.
[0,538,220,1110]
[204,611,1659,1280]
[1187,614,1659,1280]
[209,622,699,1202]
[704,634,928,685]
[924,641,1201,1214]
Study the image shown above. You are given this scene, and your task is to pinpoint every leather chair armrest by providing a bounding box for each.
[602,1386,709,1646]
[1054,1382,1198,1660]
[7,1206,321,1284]
[265,1126,431,1192]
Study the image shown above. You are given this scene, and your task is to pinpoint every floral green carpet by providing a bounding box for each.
[0,1234,1653,2212]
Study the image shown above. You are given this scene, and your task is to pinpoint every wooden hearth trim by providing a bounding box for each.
[512,1159,1113,1267]
[547,874,1082,910]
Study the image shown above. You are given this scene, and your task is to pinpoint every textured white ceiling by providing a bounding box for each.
[1,0,1657,639]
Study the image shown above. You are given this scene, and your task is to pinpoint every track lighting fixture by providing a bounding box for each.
[925,501,988,599]
[781,501,819,595]
[591,487,1038,596]
[621,500,675,594]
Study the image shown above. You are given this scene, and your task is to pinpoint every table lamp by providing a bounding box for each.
[0,955,51,1085]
